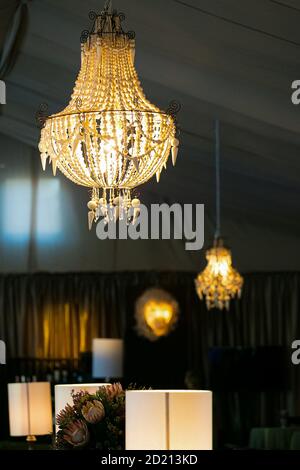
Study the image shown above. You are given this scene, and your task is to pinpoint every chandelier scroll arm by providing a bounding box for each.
[75,97,83,112]
[165,100,181,137]
[35,103,49,128]
[165,100,182,116]
[126,31,136,40]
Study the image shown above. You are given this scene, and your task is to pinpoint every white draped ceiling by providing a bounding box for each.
[0,0,300,272]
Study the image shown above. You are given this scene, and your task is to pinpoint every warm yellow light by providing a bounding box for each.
[135,289,179,341]
[195,239,243,310]
[144,301,174,337]
[8,382,53,438]
[126,390,213,450]
[38,7,178,228]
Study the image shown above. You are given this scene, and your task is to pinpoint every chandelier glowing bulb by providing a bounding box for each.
[195,237,243,310]
[195,120,243,310]
[38,1,179,228]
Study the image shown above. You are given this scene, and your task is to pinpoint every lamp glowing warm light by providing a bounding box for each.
[92,339,123,379]
[195,238,243,310]
[38,3,179,228]
[135,288,179,341]
[8,382,52,441]
[126,390,212,450]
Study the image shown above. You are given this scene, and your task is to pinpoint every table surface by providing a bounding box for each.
[0,440,53,450]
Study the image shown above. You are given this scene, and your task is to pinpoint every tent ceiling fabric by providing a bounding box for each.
[0,0,299,272]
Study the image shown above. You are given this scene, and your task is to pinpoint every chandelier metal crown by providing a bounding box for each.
[38,1,179,228]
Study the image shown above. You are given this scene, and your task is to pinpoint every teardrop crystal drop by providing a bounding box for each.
[88,211,94,231]
[172,146,178,166]
[41,153,47,171]
[132,157,139,172]
[52,158,58,176]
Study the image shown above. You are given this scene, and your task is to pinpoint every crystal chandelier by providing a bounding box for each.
[195,120,243,310]
[38,1,179,229]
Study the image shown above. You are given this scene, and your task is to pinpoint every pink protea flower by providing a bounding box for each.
[103,383,123,400]
[56,404,74,427]
[63,420,89,448]
[72,390,90,408]
[82,400,105,424]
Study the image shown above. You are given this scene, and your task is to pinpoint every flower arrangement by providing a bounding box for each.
[56,383,126,450]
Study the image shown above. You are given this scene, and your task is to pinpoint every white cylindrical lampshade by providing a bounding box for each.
[8,382,52,437]
[92,339,124,378]
[55,383,109,426]
[126,390,212,450]
[0,341,5,364]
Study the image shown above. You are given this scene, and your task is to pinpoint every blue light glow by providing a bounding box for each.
[3,179,32,242]
[36,179,62,239]
[2,178,62,243]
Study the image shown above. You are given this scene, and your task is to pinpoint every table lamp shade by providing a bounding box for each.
[92,339,123,378]
[126,390,212,450]
[55,383,109,425]
[8,382,52,437]
[0,341,5,364]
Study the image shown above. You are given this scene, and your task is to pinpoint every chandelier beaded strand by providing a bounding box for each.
[38,1,179,228]
[195,119,243,310]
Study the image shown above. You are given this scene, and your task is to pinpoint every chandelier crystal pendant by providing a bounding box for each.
[38,1,179,229]
[195,120,243,310]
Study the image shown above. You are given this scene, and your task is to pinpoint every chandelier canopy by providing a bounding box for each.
[195,120,243,310]
[38,2,179,228]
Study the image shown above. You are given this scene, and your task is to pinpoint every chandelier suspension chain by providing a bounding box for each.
[194,118,243,310]
[214,118,221,239]
[104,0,113,14]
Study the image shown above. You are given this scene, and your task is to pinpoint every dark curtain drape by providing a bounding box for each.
[191,272,300,445]
[0,271,300,446]
[0,273,126,359]
[0,0,29,79]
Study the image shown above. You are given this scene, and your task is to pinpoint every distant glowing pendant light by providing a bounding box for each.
[195,120,243,310]
[135,288,179,341]
[38,1,179,229]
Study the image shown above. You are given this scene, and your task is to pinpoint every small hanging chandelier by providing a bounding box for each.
[38,1,179,229]
[195,120,243,310]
